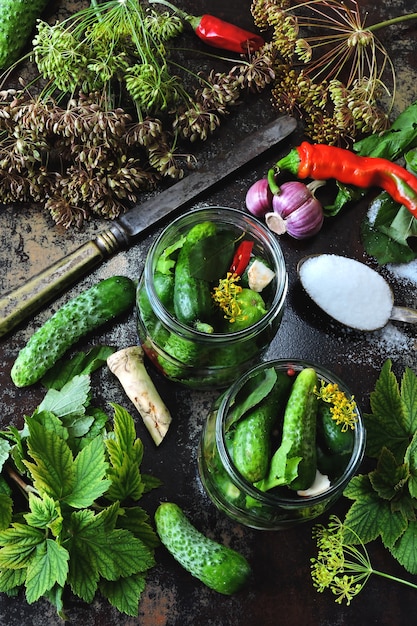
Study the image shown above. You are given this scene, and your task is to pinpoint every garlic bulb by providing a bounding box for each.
[266,181,325,240]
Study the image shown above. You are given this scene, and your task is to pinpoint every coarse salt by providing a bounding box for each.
[299,254,394,331]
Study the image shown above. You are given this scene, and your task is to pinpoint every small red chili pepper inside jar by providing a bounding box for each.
[230,240,254,275]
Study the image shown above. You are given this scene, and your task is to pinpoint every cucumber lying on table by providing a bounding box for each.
[11,276,136,387]
[155,502,252,595]
[0,0,51,69]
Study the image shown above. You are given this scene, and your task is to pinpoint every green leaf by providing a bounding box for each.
[43,585,67,621]
[0,567,26,594]
[141,473,163,494]
[254,438,300,492]
[364,360,411,460]
[42,346,116,390]
[106,455,145,503]
[0,438,11,473]
[369,447,410,501]
[111,404,143,465]
[390,520,417,574]
[67,504,121,602]
[405,431,417,499]
[344,492,405,548]
[104,405,146,502]
[324,181,364,217]
[100,572,146,617]
[227,367,277,428]
[188,233,236,281]
[68,550,99,603]
[115,506,160,549]
[361,196,417,265]
[67,508,154,585]
[25,539,69,604]
[343,475,407,548]
[0,493,13,531]
[64,437,111,508]
[37,374,91,419]
[156,235,186,275]
[8,426,27,474]
[102,528,155,578]
[354,99,417,160]
[0,476,11,496]
[28,411,69,441]
[24,421,75,501]
[24,493,63,536]
[0,523,44,569]
[401,366,417,434]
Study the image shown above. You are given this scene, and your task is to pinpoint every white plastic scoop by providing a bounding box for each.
[297,253,417,331]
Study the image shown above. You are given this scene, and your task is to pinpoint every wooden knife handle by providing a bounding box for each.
[0,228,126,338]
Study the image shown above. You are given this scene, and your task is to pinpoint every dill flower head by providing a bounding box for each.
[212,273,243,322]
[315,380,358,431]
[251,0,398,142]
[311,515,372,605]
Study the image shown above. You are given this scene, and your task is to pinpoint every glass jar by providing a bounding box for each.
[136,207,288,389]
[198,360,366,530]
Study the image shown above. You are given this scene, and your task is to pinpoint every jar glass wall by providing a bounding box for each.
[198,360,366,530]
[136,207,288,389]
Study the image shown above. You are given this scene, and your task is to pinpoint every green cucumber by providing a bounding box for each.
[154,270,174,311]
[228,289,267,332]
[154,502,251,595]
[173,221,216,325]
[232,372,292,482]
[11,276,136,387]
[0,0,50,69]
[317,402,354,455]
[280,367,319,491]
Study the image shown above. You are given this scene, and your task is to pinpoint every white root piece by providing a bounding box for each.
[297,470,331,497]
[247,258,275,292]
[107,346,172,445]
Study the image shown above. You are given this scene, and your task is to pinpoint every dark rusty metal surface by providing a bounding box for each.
[0,1,417,625]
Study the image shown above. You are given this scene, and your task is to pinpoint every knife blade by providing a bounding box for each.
[0,115,296,338]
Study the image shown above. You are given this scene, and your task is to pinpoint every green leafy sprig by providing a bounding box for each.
[312,359,417,603]
[0,349,161,620]
[311,515,417,605]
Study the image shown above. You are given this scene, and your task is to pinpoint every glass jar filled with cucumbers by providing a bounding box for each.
[198,360,366,529]
[136,207,288,389]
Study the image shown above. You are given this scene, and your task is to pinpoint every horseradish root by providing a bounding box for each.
[107,346,172,445]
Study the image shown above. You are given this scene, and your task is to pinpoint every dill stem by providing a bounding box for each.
[372,568,417,591]
[368,12,417,32]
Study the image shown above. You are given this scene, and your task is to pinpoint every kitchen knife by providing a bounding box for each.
[0,115,297,338]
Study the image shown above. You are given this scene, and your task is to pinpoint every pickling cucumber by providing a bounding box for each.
[11,276,136,387]
[317,402,354,455]
[233,371,293,482]
[280,367,319,491]
[154,502,252,595]
[173,221,216,325]
[0,0,50,69]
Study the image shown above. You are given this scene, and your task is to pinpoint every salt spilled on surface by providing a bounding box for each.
[299,254,394,331]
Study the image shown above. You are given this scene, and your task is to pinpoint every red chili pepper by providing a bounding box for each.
[151,1,264,53]
[230,240,254,275]
[188,14,264,53]
[268,142,417,218]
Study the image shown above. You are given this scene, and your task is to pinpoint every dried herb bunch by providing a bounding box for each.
[0,0,275,227]
[251,0,417,144]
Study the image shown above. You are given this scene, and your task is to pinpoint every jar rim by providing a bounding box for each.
[214,358,366,508]
[144,206,288,342]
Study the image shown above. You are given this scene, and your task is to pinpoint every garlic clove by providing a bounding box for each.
[245,178,273,217]
[265,211,287,235]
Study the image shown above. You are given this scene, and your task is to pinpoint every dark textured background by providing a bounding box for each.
[1,1,417,624]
